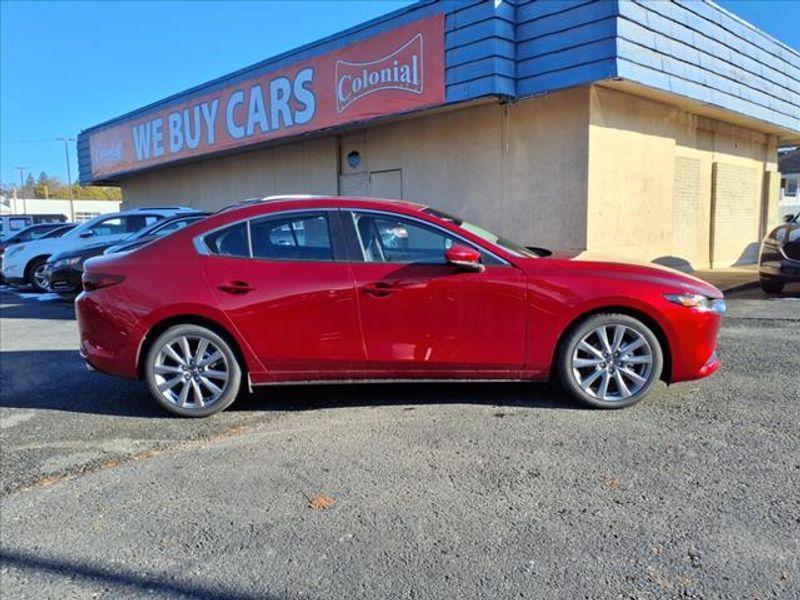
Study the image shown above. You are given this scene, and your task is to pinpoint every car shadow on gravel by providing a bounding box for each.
[0,548,272,600]
[0,350,164,418]
[237,380,585,413]
[1,350,584,418]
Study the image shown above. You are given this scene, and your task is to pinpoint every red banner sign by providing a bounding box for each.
[88,15,445,180]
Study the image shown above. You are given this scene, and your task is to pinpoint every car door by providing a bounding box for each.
[344,210,527,377]
[200,210,365,379]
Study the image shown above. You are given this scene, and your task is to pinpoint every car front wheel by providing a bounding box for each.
[27,257,51,293]
[557,313,663,409]
[145,324,242,417]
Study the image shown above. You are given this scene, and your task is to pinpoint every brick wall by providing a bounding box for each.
[710,162,758,267]
[672,156,703,267]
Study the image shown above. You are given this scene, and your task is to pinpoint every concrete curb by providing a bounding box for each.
[720,280,760,294]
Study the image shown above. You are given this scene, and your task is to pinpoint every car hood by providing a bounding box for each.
[530,249,723,297]
[50,242,113,262]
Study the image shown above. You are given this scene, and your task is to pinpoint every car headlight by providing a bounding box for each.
[54,256,83,269]
[664,293,726,314]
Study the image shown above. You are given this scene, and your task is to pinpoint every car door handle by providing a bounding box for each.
[218,280,255,295]
[362,282,397,297]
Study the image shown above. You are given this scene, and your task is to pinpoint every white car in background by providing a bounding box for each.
[1,206,194,292]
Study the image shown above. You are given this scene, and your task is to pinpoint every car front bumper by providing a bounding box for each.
[48,264,83,294]
[1,255,24,281]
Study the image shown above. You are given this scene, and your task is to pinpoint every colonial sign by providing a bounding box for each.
[87,15,445,180]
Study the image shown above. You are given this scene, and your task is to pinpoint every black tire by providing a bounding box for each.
[144,324,242,417]
[556,313,664,409]
[26,257,50,293]
[760,277,784,294]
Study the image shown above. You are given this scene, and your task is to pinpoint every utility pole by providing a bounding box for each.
[57,137,76,221]
[14,166,28,213]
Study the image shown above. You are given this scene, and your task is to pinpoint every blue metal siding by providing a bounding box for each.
[616,0,800,132]
[514,0,619,97]
[444,0,516,102]
[79,0,800,184]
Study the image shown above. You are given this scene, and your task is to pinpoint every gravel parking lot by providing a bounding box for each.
[1,285,799,599]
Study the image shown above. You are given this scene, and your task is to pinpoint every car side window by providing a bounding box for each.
[250,213,333,261]
[86,217,126,237]
[351,212,461,264]
[88,215,161,237]
[205,222,249,257]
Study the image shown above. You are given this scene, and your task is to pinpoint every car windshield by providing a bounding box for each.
[422,208,542,257]
[124,215,204,242]
[42,224,76,239]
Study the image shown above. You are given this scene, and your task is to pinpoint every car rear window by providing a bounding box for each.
[250,213,333,261]
[204,223,249,257]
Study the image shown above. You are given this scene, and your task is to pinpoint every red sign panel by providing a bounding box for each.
[88,15,445,180]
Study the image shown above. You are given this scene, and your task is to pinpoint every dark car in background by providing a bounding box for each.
[47,213,208,294]
[759,212,800,293]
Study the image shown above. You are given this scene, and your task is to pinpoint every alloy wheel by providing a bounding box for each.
[153,335,230,409]
[32,264,51,292]
[571,324,654,402]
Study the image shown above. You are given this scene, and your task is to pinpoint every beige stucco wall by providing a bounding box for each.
[121,84,780,269]
[122,88,591,250]
[122,136,339,208]
[587,85,779,269]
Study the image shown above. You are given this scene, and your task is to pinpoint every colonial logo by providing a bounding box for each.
[93,133,124,168]
[335,33,424,113]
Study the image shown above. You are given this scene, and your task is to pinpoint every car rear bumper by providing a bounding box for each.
[76,291,141,380]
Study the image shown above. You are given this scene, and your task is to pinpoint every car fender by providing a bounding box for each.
[525,281,677,377]
[136,302,266,378]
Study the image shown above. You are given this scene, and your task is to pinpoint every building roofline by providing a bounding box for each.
[707,0,800,62]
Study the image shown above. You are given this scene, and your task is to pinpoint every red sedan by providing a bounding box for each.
[76,196,725,417]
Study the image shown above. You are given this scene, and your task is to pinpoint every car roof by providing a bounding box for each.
[218,195,427,216]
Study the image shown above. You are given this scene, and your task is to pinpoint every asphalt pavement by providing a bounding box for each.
[1,284,798,599]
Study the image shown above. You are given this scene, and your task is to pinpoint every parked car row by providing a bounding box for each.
[46,212,209,294]
[6,196,794,419]
[0,206,202,293]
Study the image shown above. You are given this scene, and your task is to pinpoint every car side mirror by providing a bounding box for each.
[79,231,95,238]
[445,244,484,272]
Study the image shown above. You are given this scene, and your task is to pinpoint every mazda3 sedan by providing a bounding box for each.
[77,196,725,417]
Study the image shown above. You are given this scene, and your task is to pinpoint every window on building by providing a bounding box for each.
[250,213,333,261]
[204,222,249,257]
[75,212,101,222]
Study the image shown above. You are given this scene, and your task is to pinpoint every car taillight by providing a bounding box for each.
[82,272,125,291]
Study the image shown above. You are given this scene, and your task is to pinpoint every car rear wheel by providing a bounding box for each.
[760,277,784,294]
[557,313,663,409]
[27,257,51,293]
[145,324,242,417]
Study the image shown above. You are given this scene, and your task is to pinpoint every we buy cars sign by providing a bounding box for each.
[88,15,445,180]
